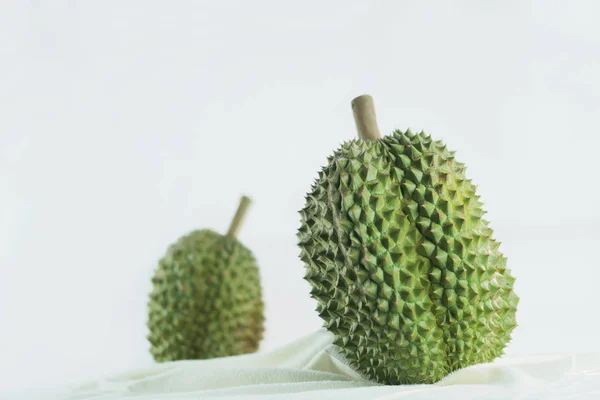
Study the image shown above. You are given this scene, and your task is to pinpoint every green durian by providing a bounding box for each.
[298,95,518,385]
[148,196,264,362]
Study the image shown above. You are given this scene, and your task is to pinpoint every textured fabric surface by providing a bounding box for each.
[39,330,600,399]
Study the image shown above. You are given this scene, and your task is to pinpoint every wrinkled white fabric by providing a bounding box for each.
[49,330,600,399]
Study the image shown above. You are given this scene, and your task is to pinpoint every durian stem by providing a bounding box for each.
[351,94,382,141]
[226,196,252,238]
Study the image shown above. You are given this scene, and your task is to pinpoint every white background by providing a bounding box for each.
[1,0,600,394]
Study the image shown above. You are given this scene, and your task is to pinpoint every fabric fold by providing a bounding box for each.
[50,329,600,399]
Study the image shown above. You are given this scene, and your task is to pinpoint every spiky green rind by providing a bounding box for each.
[148,229,264,362]
[298,130,518,385]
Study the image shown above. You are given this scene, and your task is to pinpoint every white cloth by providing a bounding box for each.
[53,330,600,399]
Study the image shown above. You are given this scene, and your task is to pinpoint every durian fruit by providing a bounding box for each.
[298,95,518,385]
[148,196,264,362]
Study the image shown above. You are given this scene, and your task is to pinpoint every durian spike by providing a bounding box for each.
[351,94,382,141]
[226,195,252,238]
